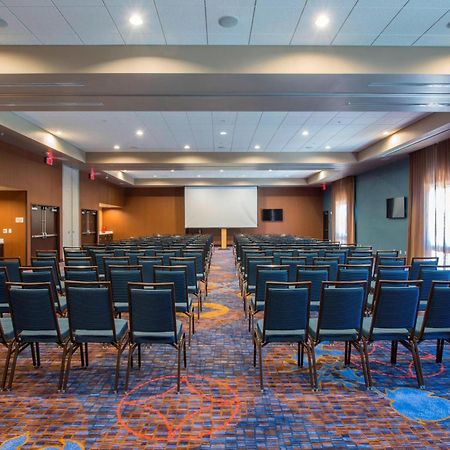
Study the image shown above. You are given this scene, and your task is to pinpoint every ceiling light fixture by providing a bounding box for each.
[218,16,238,28]
[197,174,201,178]
[220,131,227,136]
[170,169,175,173]
[254,144,261,150]
[383,131,390,136]
[315,14,330,28]
[55,130,62,136]
[153,175,157,178]
[302,130,309,136]
[220,169,224,173]
[136,129,144,136]
[268,169,272,172]
[113,145,120,150]
[129,14,143,26]
[183,145,190,150]
[0,18,8,28]
[325,145,331,150]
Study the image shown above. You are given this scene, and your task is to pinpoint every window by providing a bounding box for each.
[426,184,450,264]
[335,200,348,243]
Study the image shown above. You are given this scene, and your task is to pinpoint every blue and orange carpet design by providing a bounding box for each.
[1,249,450,448]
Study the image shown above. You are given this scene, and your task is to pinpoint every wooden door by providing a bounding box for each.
[31,205,60,258]
[81,209,98,245]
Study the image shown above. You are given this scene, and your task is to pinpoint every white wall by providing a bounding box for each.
[62,164,80,248]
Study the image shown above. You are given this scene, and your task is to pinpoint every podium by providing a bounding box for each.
[220,228,227,249]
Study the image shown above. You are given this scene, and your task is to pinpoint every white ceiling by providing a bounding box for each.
[0,0,449,46]
[125,169,317,179]
[15,111,425,153]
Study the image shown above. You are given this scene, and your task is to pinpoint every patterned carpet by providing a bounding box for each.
[1,249,450,449]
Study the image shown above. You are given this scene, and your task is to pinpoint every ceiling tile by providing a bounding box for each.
[0,6,35,34]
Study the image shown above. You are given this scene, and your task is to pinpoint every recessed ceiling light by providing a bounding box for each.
[254,144,261,150]
[153,175,157,178]
[302,130,309,136]
[218,16,238,28]
[220,169,224,173]
[382,131,389,136]
[220,131,227,136]
[268,169,272,172]
[183,145,190,150]
[136,129,144,136]
[55,130,62,136]
[197,174,201,178]
[325,145,331,150]
[170,169,175,173]
[0,18,8,28]
[113,145,120,150]
[315,14,330,28]
[129,14,143,26]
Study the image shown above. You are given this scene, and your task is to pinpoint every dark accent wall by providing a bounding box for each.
[355,158,409,252]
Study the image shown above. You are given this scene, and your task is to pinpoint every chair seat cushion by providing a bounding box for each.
[362,317,410,341]
[0,303,9,314]
[56,296,67,313]
[310,301,319,311]
[250,299,264,312]
[309,318,359,342]
[132,320,183,344]
[247,285,255,294]
[415,316,450,340]
[256,319,306,343]
[188,285,198,294]
[0,317,14,341]
[19,318,69,343]
[176,299,193,312]
[114,302,129,313]
[73,319,128,343]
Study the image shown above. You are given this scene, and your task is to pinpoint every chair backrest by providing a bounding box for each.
[31,256,61,285]
[337,264,371,299]
[255,265,289,302]
[410,257,439,280]
[377,256,407,268]
[155,251,178,265]
[103,257,130,280]
[0,258,22,282]
[262,281,311,340]
[19,267,59,303]
[6,282,63,342]
[350,251,373,258]
[246,257,274,286]
[313,257,339,281]
[376,250,400,259]
[93,252,114,275]
[418,266,450,301]
[137,256,164,283]
[66,281,115,338]
[63,248,87,259]
[297,251,319,265]
[314,281,366,339]
[65,257,93,267]
[169,257,197,287]
[296,265,330,302]
[324,251,347,264]
[280,257,307,282]
[109,266,143,304]
[182,250,204,275]
[125,251,145,265]
[369,280,421,336]
[64,266,99,282]
[36,250,58,258]
[272,251,293,265]
[418,281,450,337]
[128,282,177,340]
[0,267,9,306]
[377,265,410,281]
[153,265,188,306]
[347,256,374,272]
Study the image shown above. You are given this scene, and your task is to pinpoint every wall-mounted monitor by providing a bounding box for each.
[386,197,407,219]
[261,208,283,222]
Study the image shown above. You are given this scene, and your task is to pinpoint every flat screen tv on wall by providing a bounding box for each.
[386,197,407,219]
[262,209,283,222]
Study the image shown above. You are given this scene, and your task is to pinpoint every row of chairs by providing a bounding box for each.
[0,281,186,392]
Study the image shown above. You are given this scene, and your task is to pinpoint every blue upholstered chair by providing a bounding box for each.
[137,256,164,283]
[64,281,128,392]
[0,258,21,282]
[253,281,314,390]
[64,266,99,282]
[126,282,186,392]
[296,265,330,311]
[362,280,423,388]
[0,267,10,315]
[103,257,130,281]
[65,256,93,267]
[109,265,143,316]
[410,256,439,280]
[280,257,307,282]
[418,266,450,309]
[313,257,339,281]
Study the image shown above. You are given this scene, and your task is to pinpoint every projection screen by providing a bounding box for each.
[184,186,258,228]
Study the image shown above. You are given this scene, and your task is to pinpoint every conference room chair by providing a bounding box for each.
[272,250,294,265]
[63,281,128,392]
[362,280,423,388]
[253,281,314,391]
[64,266,99,282]
[418,266,450,309]
[63,247,87,260]
[309,281,369,390]
[92,251,114,278]
[103,256,130,281]
[124,251,145,266]
[376,250,400,259]
[109,265,143,317]
[325,251,347,264]
[313,257,340,281]
[137,256,164,283]
[35,250,58,258]
[126,282,187,392]
[65,257,92,267]
[337,264,371,306]
[242,256,274,315]
[0,267,10,316]
[170,256,202,319]
[350,251,373,258]
[297,251,319,265]
[31,256,63,291]
[0,313,15,390]
[153,265,194,346]
[142,247,157,257]
[0,258,22,282]
[156,250,178,265]
[296,265,330,311]
[248,265,289,332]
[5,282,70,391]
[410,256,439,280]
[415,281,450,366]
[280,257,307,282]
[182,249,209,297]
[19,267,66,316]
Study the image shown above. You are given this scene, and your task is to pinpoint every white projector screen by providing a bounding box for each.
[185,186,258,228]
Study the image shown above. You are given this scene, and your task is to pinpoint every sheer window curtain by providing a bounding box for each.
[408,140,450,263]
[331,176,355,244]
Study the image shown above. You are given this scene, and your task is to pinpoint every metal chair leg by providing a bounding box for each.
[258,340,264,392]
[390,340,398,365]
[6,342,21,391]
[137,344,141,369]
[183,334,187,368]
[177,343,181,393]
[362,340,373,388]
[1,341,14,391]
[436,339,444,363]
[125,343,136,392]
[411,341,425,388]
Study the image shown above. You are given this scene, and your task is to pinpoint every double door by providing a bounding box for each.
[31,204,60,257]
[81,209,98,245]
